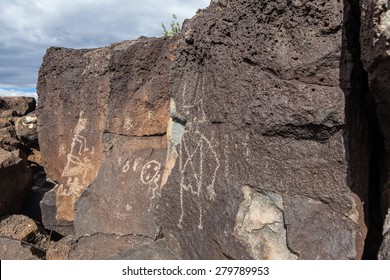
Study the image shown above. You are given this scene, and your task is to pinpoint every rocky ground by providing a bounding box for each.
[1,0,390,260]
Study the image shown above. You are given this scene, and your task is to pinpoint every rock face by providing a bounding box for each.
[37,38,172,236]
[156,0,367,259]
[61,234,175,260]
[360,0,390,259]
[32,0,390,260]
[74,135,167,239]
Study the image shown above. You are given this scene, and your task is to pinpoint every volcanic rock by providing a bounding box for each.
[0,97,36,117]
[46,235,76,260]
[15,113,38,146]
[68,234,176,260]
[0,215,39,241]
[37,38,173,235]
[156,0,367,259]
[74,135,166,239]
[32,0,389,260]
[0,237,38,260]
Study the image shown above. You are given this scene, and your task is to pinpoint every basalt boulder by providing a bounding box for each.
[38,37,173,237]
[156,0,368,259]
[35,0,379,260]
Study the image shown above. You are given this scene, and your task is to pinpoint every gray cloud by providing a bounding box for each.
[0,0,210,89]
[0,88,37,99]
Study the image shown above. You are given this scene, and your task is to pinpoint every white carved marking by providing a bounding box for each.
[122,160,130,173]
[133,157,141,172]
[140,160,162,211]
[125,204,132,211]
[177,80,220,229]
[59,144,66,157]
[224,135,229,180]
[59,111,93,194]
[56,111,96,221]
[124,118,134,130]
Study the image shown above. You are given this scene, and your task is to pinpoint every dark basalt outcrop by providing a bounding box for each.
[156,0,368,260]
[5,0,385,259]
[38,38,172,236]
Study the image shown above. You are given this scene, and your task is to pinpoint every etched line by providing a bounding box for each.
[122,160,130,173]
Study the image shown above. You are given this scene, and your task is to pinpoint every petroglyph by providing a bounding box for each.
[245,132,250,161]
[122,160,130,173]
[133,157,142,172]
[177,125,220,229]
[124,118,134,130]
[61,112,92,183]
[56,111,94,221]
[140,160,162,211]
[177,91,221,229]
[224,135,229,180]
[59,144,66,157]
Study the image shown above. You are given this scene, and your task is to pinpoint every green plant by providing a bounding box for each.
[162,14,181,37]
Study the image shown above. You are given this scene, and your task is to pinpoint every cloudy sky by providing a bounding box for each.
[0,0,210,97]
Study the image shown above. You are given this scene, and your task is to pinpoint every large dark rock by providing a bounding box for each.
[35,0,381,260]
[0,149,32,216]
[37,38,172,235]
[156,0,367,259]
[37,47,110,228]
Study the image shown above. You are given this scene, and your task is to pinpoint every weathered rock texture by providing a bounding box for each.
[156,0,368,259]
[0,97,35,118]
[0,215,49,251]
[0,97,37,152]
[33,0,388,259]
[0,237,38,260]
[38,38,173,237]
[50,234,174,260]
[360,0,390,259]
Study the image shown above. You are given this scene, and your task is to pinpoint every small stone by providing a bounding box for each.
[0,237,38,260]
[0,215,38,241]
[15,113,38,145]
[46,235,76,260]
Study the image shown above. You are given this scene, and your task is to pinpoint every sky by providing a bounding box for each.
[0,0,210,98]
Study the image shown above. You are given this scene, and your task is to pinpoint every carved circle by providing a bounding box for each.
[141,160,161,184]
